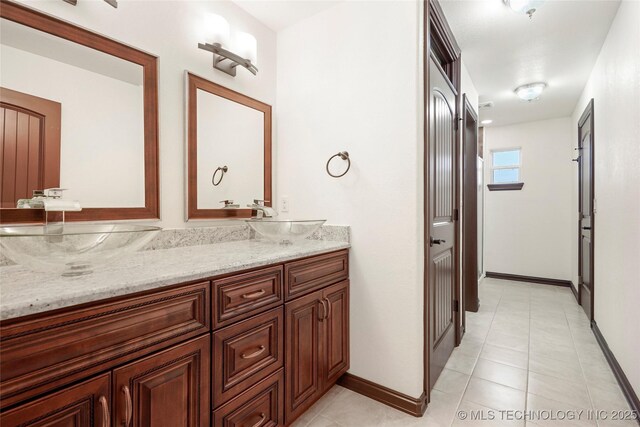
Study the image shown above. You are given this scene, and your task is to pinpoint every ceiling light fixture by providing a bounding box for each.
[514,82,547,101]
[481,119,493,125]
[503,0,544,19]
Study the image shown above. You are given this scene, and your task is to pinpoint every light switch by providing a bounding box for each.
[281,197,289,213]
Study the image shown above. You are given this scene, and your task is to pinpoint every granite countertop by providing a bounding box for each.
[0,239,350,321]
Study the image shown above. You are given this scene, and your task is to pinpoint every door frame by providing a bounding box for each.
[577,99,595,321]
[461,94,479,328]
[423,0,462,402]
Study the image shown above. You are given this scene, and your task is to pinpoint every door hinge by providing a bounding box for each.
[453,300,460,312]
[453,208,459,221]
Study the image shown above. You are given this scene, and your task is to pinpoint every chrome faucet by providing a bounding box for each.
[247,199,277,218]
[220,199,240,208]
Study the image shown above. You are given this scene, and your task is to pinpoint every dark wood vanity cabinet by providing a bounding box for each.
[285,280,349,424]
[0,373,111,427]
[0,249,349,427]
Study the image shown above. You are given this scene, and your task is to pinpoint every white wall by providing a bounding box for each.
[0,45,145,208]
[571,0,640,395]
[484,117,574,280]
[276,0,425,397]
[13,0,277,227]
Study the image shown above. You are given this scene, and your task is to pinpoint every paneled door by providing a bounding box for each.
[0,87,61,208]
[428,57,458,390]
[578,99,595,320]
[113,335,210,427]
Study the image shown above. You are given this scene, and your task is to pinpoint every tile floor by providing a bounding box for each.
[291,278,637,426]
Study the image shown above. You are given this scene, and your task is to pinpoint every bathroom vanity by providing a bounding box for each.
[0,241,350,427]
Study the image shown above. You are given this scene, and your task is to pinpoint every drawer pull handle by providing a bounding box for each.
[98,395,110,427]
[242,289,266,299]
[122,385,133,427]
[241,345,266,359]
[250,413,267,427]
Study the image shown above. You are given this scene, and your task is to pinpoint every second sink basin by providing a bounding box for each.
[246,219,326,244]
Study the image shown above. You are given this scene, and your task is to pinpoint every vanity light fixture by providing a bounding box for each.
[198,14,258,77]
[514,82,547,101]
[503,0,544,19]
[62,0,117,8]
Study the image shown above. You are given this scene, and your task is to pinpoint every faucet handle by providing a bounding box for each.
[252,199,270,206]
[220,199,235,206]
[44,188,68,198]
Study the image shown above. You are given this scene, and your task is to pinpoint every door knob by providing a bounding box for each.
[582,226,591,230]
[430,238,446,247]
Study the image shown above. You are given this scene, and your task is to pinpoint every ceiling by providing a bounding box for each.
[440,0,620,127]
[231,0,342,31]
[1,19,142,86]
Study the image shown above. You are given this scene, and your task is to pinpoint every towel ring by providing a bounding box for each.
[326,151,350,178]
[212,166,228,186]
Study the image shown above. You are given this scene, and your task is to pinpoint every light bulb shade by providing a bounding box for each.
[514,82,546,101]
[505,0,544,15]
[235,32,258,65]
[204,13,231,47]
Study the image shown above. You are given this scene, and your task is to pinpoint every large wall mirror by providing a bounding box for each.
[0,1,159,223]
[187,73,272,220]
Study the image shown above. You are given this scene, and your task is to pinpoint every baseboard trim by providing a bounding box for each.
[570,281,579,302]
[485,272,572,288]
[338,373,427,417]
[591,321,640,421]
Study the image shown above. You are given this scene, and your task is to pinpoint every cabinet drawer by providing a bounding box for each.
[213,369,284,427]
[0,373,111,427]
[213,308,283,407]
[213,265,283,329]
[284,250,348,300]
[0,281,209,409]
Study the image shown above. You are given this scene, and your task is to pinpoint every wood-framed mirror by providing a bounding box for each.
[186,73,272,220]
[0,0,159,223]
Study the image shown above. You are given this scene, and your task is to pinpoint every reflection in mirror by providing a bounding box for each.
[196,88,263,208]
[187,73,272,220]
[0,19,144,208]
[0,1,159,223]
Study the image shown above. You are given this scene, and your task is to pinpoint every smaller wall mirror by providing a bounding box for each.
[187,73,271,219]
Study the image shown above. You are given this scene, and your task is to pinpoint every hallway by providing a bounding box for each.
[292,278,636,426]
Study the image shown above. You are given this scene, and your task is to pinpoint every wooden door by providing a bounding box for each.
[578,99,595,320]
[284,290,323,423]
[0,87,61,208]
[113,335,210,427]
[322,280,349,389]
[428,57,458,389]
[462,95,479,314]
[0,373,110,427]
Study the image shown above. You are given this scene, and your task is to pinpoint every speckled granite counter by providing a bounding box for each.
[0,239,350,321]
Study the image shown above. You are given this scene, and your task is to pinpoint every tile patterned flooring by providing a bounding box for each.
[291,278,636,426]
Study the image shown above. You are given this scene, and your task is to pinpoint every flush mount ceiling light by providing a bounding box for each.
[63,0,117,8]
[198,14,259,77]
[503,0,544,19]
[514,82,547,101]
[481,119,493,125]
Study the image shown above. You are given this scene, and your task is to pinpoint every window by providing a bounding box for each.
[491,148,521,183]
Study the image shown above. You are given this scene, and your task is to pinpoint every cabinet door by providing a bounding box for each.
[113,335,210,427]
[322,280,350,389]
[0,373,111,427]
[284,290,323,423]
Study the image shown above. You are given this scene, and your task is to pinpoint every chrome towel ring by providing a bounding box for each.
[326,151,350,178]
[212,166,228,186]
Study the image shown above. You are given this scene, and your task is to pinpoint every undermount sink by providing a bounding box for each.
[0,224,161,276]
[246,219,326,244]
